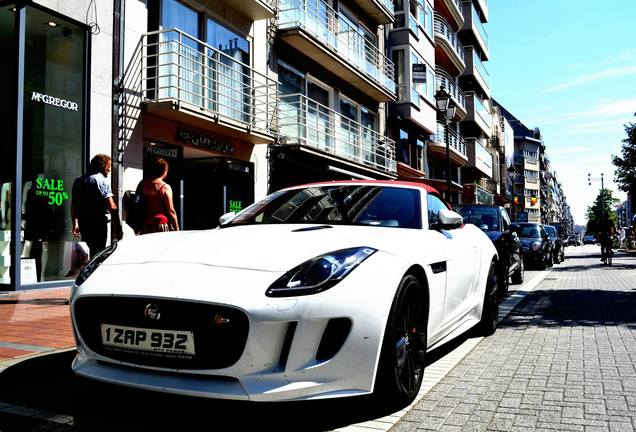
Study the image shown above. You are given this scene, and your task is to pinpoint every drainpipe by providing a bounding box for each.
[111,0,124,239]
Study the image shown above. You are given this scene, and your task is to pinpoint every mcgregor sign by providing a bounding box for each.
[31,92,79,112]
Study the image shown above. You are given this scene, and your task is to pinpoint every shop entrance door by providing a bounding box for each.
[181,158,254,230]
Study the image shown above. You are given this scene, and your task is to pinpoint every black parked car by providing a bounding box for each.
[458,205,524,295]
[512,223,553,269]
[544,225,565,264]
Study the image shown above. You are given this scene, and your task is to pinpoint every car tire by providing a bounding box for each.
[497,264,509,297]
[478,261,498,336]
[511,258,524,284]
[375,274,427,407]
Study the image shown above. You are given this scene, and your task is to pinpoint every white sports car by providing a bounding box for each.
[70,180,498,406]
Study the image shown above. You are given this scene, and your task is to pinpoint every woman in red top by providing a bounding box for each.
[140,157,179,234]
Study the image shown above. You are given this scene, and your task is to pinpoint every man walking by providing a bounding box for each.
[597,213,616,264]
[71,154,122,258]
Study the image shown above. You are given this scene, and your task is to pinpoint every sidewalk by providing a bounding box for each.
[0,287,74,372]
[392,246,636,432]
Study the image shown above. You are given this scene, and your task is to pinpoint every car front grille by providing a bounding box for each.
[74,296,249,370]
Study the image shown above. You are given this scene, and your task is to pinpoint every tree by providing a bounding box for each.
[612,114,636,194]
[586,188,619,234]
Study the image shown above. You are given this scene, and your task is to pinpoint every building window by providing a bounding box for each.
[392,49,405,101]
[424,3,433,39]
[398,129,409,164]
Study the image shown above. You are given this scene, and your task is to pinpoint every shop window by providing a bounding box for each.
[21,7,86,283]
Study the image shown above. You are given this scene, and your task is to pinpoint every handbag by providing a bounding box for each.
[124,181,145,233]
[65,239,90,277]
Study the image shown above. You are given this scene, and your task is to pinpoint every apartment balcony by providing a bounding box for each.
[473,0,488,23]
[349,0,394,24]
[279,93,397,174]
[436,0,464,30]
[465,137,493,176]
[464,92,492,138]
[435,68,466,121]
[524,158,539,171]
[461,2,489,60]
[462,45,489,97]
[230,0,277,20]
[428,123,468,165]
[391,85,438,135]
[278,0,396,102]
[134,30,278,144]
[434,13,465,75]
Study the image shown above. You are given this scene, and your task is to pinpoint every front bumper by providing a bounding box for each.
[71,254,406,401]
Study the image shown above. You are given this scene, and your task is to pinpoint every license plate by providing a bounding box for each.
[100,324,195,355]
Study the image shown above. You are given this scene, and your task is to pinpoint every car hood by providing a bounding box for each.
[105,224,411,272]
[519,238,540,247]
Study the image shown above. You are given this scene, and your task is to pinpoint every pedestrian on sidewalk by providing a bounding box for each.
[71,154,122,258]
[138,157,179,234]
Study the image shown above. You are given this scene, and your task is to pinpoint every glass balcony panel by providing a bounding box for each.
[472,7,488,48]
[472,49,489,87]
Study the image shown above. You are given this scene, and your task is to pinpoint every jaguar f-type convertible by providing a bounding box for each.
[70,181,498,405]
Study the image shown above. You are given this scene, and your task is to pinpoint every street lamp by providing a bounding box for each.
[588,172,605,219]
[435,85,457,203]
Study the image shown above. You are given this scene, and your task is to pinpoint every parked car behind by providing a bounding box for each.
[544,225,564,264]
[566,235,581,246]
[583,235,596,244]
[512,223,553,269]
[458,205,524,294]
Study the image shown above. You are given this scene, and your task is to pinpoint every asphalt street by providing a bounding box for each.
[0,245,632,431]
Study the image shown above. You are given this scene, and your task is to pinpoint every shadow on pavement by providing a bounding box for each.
[0,333,476,432]
[499,289,636,330]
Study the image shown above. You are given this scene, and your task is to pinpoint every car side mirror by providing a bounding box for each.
[437,208,463,229]
[218,211,237,226]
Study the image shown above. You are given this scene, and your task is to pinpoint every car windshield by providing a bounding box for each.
[458,207,499,231]
[515,225,542,239]
[224,185,422,229]
[544,226,557,237]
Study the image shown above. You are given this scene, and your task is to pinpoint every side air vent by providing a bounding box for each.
[278,321,297,370]
[316,318,351,362]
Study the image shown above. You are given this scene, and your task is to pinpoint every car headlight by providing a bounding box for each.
[532,241,542,251]
[75,242,118,287]
[266,247,377,297]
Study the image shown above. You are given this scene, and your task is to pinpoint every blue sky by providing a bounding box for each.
[488,0,636,225]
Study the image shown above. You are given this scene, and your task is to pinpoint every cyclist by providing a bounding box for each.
[597,214,616,263]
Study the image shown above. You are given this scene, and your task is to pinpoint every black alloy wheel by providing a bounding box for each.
[376,275,427,407]
[478,261,499,336]
[497,264,509,297]
[511,258,524,284]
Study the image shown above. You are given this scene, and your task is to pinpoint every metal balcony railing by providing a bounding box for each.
[472,6,488,48]
[434,13,465,64]
[434,123,468,157]
[137,29,278,135]
[279,93,397,173]
[278,0,396,94]
[435,68,465,111]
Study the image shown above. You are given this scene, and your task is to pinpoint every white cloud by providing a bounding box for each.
[545,66,636,92]
[527,98,636,125]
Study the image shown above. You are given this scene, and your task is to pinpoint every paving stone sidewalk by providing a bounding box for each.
[392,246,636,432]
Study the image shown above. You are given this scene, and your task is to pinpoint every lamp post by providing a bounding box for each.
[435,85,457,203]
[588,172,605,219]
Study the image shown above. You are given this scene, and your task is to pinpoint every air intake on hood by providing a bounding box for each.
[291,225,333,232]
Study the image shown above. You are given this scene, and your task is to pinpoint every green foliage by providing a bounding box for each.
[612,114,636,193]
[586,188,618,234]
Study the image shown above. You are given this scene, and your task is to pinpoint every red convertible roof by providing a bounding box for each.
[290,179,442,195]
